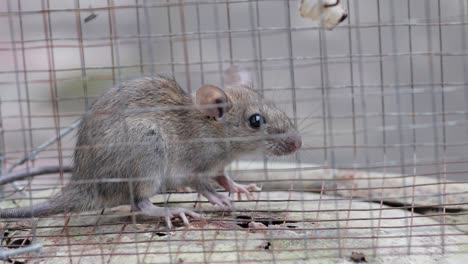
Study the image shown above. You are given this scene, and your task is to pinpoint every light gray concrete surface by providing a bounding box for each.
[1,190,467,263]
[0,2,467,177]
[1,161,466,263]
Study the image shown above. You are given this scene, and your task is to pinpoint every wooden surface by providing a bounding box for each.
[0,161,467,263]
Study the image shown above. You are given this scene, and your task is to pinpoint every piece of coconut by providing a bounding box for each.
[299,0,348,30]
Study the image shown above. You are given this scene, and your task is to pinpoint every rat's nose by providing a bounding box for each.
[339,13,348,23]
[286,134,302,151]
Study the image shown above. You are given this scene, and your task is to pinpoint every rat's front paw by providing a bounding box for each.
[201,191,232,209]
[214,175,261,200]
[230,182,261,200]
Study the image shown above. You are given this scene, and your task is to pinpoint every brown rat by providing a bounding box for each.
[0,65,301,227]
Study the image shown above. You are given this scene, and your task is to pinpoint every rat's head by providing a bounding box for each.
[194,65,302,157]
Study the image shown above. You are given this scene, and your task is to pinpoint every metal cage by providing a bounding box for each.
[0,0,467,263]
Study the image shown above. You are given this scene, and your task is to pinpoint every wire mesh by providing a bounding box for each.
[0,0,467,263]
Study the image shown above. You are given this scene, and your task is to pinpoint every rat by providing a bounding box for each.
[0,65,302,228]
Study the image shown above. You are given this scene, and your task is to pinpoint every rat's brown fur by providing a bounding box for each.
[0,69,300,224]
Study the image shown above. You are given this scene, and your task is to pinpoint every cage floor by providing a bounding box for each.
[1,190,467,264]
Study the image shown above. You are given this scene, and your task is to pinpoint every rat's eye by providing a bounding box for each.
[248,114,266,129]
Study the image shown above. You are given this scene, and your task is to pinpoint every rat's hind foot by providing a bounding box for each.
[133,199,200,229]
[214,175,261,200]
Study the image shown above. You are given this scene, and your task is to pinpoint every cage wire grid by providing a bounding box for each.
[0,0,467,263]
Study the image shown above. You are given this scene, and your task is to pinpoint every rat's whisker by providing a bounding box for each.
[299,120,322,133]
[297,105,323,127]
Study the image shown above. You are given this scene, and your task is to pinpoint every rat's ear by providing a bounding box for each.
[195,84,232,119]
[223,64,254,89]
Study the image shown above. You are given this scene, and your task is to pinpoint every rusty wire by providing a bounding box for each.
[0,0,467,263]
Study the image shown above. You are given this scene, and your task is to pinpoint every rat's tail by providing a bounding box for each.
[0,188,92,219]
[0,201,66,218]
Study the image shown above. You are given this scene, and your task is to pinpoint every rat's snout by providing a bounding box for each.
[285,134,302,152]
[266,132,302,156]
